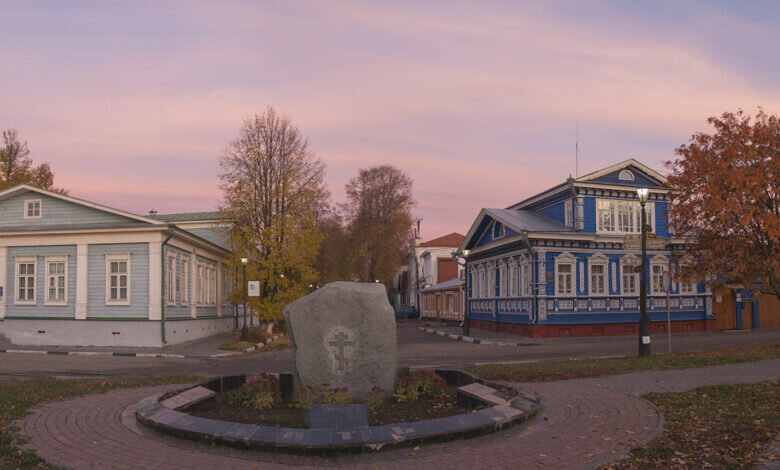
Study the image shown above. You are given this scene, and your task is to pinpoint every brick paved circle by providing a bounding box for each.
[17,383,661,469]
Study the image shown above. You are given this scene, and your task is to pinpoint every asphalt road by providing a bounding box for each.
[1,321,778,382]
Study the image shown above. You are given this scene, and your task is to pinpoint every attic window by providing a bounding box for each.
[618,170,635,181]
[492,222,505,239]
[24,199,42,218]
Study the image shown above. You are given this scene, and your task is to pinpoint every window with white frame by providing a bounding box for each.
[106,253,130,305]
[651,257,668,295]
[510,263,518,297]
[564,199,573,227]
[197,263,205,305]
[166,254,176,305]
[24,199,41,218]
[679,278,695,294]
[621,256,639,295]
[522,262,531,296]
[492,222,505,239]
[210,266,217,305]
[45,255,67,305]
[488,267,495,297]
[499,263,507,297]
[597,199,654,234]
[589,256,607,296]
[181,256,190,305]
[555,253,576,297]
[15,256,37,305]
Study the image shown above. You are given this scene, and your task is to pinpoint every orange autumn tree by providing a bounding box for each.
[666,109,780,297]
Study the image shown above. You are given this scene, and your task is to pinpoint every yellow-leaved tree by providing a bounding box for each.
[219,107,328,331]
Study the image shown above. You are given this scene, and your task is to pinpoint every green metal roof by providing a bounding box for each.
[148,211,225,222]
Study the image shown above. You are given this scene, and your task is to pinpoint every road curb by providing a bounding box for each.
[0,334,286,359]
[416,326,538,347]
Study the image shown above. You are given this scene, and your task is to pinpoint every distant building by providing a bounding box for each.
[394,232,464,314]
[457,160,715,338]
[420,277,465,322]
[0,184,235,347]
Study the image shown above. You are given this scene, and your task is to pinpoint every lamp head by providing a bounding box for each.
[462,249,470,258]
[637,188,649,204]
[240,258,248,265]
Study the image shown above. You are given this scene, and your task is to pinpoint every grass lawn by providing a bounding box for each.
[609,381,780,469]
[462,344,780,383]
[0,375,202,469]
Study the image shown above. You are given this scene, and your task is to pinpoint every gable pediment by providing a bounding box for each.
[0,185,162,230]
[576,159,667,188]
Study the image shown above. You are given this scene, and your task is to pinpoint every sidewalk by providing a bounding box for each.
[16,358,780,469]
[0,329,285,359]
[417,322,544,346]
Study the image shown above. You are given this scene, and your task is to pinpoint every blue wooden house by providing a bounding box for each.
[457,160,715,338]
[0,184,235,347]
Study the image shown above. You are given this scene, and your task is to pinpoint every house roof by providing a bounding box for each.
[418,232,465,248]
[148,211,224,222]
[574,158,667,185]
[420,277,465,293]
[507,159,666,210]
[0,184,164,225]
[458,209,573,252]
[485,209,572,233]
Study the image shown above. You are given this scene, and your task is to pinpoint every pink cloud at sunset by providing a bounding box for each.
[2,1,779,238]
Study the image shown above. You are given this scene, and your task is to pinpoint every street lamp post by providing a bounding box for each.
[241,257,248,341]
[637,188,651,357]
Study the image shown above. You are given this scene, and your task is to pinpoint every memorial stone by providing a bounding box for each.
[283,282,397,400]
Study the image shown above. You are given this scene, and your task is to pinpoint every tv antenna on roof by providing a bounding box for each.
[575,119,579,178]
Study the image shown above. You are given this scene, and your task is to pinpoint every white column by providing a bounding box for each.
[216,263,222,317]
[0,246,7,319]
[190,249,197,319]
[148,242,161,320]
[75,244,88,319]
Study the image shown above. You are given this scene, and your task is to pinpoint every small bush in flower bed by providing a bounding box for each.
[365,386,385,410]
[229,374,279,410]
[293,383,349,409]
[394,369,446,402]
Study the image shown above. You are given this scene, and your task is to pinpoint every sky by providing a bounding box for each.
[2,1,780,240]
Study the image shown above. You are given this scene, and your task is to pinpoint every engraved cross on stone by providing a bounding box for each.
[328,331,355,373]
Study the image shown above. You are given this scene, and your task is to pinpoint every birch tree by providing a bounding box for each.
[219,107,328,324]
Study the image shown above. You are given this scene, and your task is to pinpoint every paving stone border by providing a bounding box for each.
[417,326,539,346]
[0,334,285,359]
[136,369,539,455]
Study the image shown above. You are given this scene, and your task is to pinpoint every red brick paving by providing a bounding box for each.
[17,382,661,469]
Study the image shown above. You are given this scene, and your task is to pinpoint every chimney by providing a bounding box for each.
[149,210,158,216]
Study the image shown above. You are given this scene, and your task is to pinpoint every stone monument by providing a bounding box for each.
[283,282,397,400]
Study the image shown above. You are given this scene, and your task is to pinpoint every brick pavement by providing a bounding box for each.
[17,382,661,469]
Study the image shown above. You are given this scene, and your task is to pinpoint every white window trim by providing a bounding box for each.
[521,261,531,297]
[588,254,609,297]
[596,198,656,235]
[555,252,576,297]
[650,255,668,296]
[44,255,68,306]
[620,255,640,296]
[166,254,177,306]
[492,221,505,240]
[105,253,131,306]
[23,199,42,219]
[618,169,635,181]
[181,255,190,306]
[14,255,37,305]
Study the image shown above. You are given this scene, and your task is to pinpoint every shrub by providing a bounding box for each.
[365,386,385,410]
[394,369,446,402]
[293,383,349,408]
[229,374,279,410]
